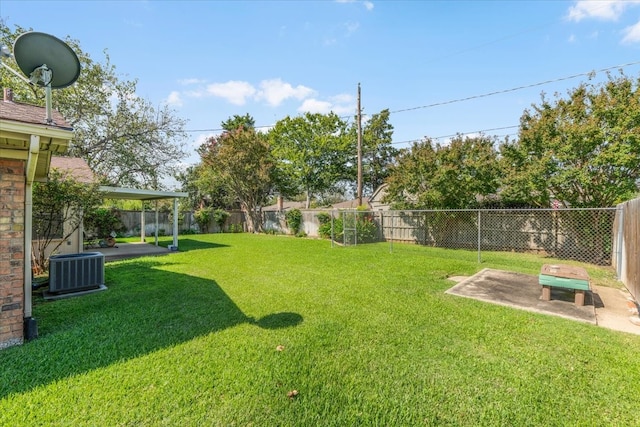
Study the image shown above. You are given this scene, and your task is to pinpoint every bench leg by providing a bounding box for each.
[575,290,585,307]
[541,286,551,301]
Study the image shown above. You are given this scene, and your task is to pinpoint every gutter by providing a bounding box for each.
[23,135,40,338]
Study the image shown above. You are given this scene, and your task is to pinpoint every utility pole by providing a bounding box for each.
[357,83,363,207]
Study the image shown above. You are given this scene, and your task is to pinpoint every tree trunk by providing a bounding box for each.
[242,203,263,233]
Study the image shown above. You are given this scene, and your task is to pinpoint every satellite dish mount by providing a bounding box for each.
[0,32,80,124]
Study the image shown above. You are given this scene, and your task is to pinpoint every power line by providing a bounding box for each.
[184,60,640,133]
[388,125,520,147]
[389,60,640,114]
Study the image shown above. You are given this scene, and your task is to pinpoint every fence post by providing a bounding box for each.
[331,210,335,248]
[389,211,394,253]
[477,210,482,263]
[616,207,624,279]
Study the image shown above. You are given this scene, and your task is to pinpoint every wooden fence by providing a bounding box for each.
[613,197,640,301]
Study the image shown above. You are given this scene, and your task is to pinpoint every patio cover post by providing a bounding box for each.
[140,204,145,242]
[172,198,178,248]
[154,200,159,246]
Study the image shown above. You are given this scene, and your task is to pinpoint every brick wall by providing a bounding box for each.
[0,159,25,349]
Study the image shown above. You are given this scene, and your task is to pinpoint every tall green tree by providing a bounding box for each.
[269,112,350,208]
[384,135,502,209]
[501,72,640,208]
[360,109,397,196]
[0,23,187,188]
[197,123,273,233]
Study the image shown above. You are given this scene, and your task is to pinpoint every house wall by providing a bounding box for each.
[0,159,25,349]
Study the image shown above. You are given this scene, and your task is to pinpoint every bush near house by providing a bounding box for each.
[285,208,303,236]
[84,207,125,238]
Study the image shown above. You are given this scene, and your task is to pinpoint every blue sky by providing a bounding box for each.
[3,0,640,184]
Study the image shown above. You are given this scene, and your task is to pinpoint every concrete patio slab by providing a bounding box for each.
[91,242,172,262]
[446,268,640,335]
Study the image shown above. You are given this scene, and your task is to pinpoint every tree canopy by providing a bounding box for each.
[269,112,350,208]
[501,72,640,208]
[197,117,273,233]
[0,23,187,188]
[359,108,397,196]
[384,135,502,209]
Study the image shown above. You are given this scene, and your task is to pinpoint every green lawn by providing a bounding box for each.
[1,234,638,426]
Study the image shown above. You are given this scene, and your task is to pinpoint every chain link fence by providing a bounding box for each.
[334,208,618,265]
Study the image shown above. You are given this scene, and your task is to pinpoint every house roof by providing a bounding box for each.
[331,198,370,210]
[50,156,95,183]
[263,200,307,212]
[0,98,72,130]
[0,94,73,180]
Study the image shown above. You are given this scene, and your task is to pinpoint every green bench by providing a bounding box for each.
[539,264,590,306]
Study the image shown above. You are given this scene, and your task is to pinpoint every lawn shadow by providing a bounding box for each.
[173,237,230,251]
[0,259,302,399]
[250,312,304,329]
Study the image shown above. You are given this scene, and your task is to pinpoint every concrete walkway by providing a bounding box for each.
[446,268,640,335]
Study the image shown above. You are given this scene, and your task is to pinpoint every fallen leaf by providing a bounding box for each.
[287,390,299,399]
[276,345,285,351]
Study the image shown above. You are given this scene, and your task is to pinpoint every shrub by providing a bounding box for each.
[285,208,303,235]
[355,213,378,243]
[212,209,230,232]
[318,210,378,243]
[229,223,243,233]
[85,207,125,238]
[194,207,212,233]
[317,212,334,239]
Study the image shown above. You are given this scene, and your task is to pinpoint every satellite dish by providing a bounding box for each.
[13,31,80,89]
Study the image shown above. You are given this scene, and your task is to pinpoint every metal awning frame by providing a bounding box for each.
[98,186,188,249]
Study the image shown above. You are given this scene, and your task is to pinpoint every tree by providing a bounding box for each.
[0,23,187,188]
[197,123,273,233]
[500,72,640,208]
[32,170,103,273]
[269,112,350,208]
[384,135,502,209]
[176,164,232,211]
[354,109,398,196]
[221,113,255,132]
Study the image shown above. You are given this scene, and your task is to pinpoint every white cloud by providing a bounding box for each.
[345,21,360,35]
[335,0,374,11]
[193,132,217,150]
[567,0,640,22]
[297,93,355,115]
[622,19,640,43]
[178,78,205,85]
[331,93,354,104]
[165,91,183,107]
[206,80,256,105]
[323,37,338,46]
[256,78,315,106]
[298,98,333,114]
[568,33,577,43]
